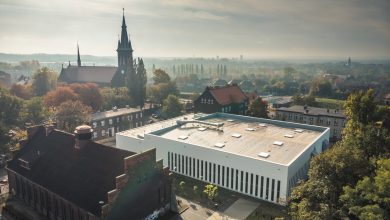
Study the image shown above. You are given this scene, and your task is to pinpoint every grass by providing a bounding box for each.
[316,97,346,109]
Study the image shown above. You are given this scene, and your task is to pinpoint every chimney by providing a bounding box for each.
[327,109,330,113]
[74,125,93,150]
[45,124,55,136]
[305,109,309,114]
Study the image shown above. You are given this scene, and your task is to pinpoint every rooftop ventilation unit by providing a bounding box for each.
[227,119,234,122]
[294,129,304,133]
[273,141,284,146]
[284,134,294,138]
[198,127,207,131]
[245,128,255,131]
[178,135,188,140]
[231,133,242,138]
[259,123,267,127]
[214,143,225,148]
[258,152,270,158]
[137,134,144,139]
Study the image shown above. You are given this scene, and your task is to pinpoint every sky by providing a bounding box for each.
[0,0,389,59]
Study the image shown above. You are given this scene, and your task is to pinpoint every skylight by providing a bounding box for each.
[198,127,207,131]
[258,152,270,158]
[273,141,284,146]
[227,119,234,122]
[245,128,255,131]
[259,123,267,127]
[294,129,304,133]
[178,135,188,140]
[231,133,242,138]
[284,134,294,138]
[214,143,225,148]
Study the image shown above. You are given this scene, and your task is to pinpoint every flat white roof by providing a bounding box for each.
[118,113,328,165]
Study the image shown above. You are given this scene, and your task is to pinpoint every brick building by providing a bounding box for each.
[7,125,172,220]
[91,107,144,141]
[275,105,346,141]
[194,84,249,115]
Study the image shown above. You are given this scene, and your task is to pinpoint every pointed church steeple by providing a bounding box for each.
[117,8,133,70]
[77,43,81,67]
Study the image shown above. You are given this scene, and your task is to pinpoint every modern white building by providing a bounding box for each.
[116,113,330,205]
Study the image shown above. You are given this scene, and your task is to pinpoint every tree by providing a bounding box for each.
[69,83,103,111]
[153,69,171,84]
[288,89,390,219]
[44,86,78,107]
[162,95,182,118]
[179,181,186,192]
[21,97,49,125]
[203,184,218,202]
[193,185,199,195]
[0,88,22,126]
[31,67,57,96]
[136,58,147,108]
[100,87,131,110]
[55,100,92,133]
[9,84,33,100]
[148,75,178,104]
[340,158,390,219]
[248,97,268,118]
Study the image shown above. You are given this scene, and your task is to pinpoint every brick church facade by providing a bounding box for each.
[59,10,135,88]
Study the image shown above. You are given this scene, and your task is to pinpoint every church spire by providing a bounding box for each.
[77,43,81,67]
[117,8,133,69]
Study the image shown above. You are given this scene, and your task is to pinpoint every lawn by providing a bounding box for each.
[316,98,346,109]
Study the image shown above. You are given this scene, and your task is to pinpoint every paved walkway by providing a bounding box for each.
[207,199,259,220]
[173,196,214,220]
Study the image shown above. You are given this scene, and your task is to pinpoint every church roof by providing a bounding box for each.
[59,66,118,85]
[7,126,135,216]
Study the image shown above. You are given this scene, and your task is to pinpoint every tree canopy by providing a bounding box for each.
[31,67,57,96]
[288,89,390,219]
[248,97,268,118]
[162,95,182,119]
[55,100,92,133]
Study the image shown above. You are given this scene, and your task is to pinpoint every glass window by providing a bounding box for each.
[271,179,275,201]
[101,130,105,136]
[255,175,259,196]
[92,122,97,128]
[93,132,97,139]
[109,119,113,125]
[260,176,264,198]
[101,120,105,126]
[266,178,270,200]
[277,180,281,203]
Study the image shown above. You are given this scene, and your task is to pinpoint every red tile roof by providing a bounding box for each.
[208,85,248,105]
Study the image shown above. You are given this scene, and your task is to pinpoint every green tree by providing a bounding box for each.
[55,100,92,133]
[340,158,390,219]
[162,95,182,118]
[148,81,179,104]
[0,88,22,126]
[153,69,171,84]
[203,184,218,202]
[100,87,132,110]
[31,67,57,96]
[248,97,268,118]
[136,58,147,108]
[21,97,49,125]
[179,181,186,192]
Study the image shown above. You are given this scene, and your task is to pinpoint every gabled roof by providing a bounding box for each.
[212,78,227,87]
[208,85,248,105]
[7,126,135,216]
[59,66,118,85]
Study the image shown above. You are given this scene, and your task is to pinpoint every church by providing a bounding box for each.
[59,10,134,87]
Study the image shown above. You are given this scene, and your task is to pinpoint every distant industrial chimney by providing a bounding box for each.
[74,125,93,149]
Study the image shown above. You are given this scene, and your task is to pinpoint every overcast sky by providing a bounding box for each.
[0,0,389,59]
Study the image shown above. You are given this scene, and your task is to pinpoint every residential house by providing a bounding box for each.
[194,84,249,115]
